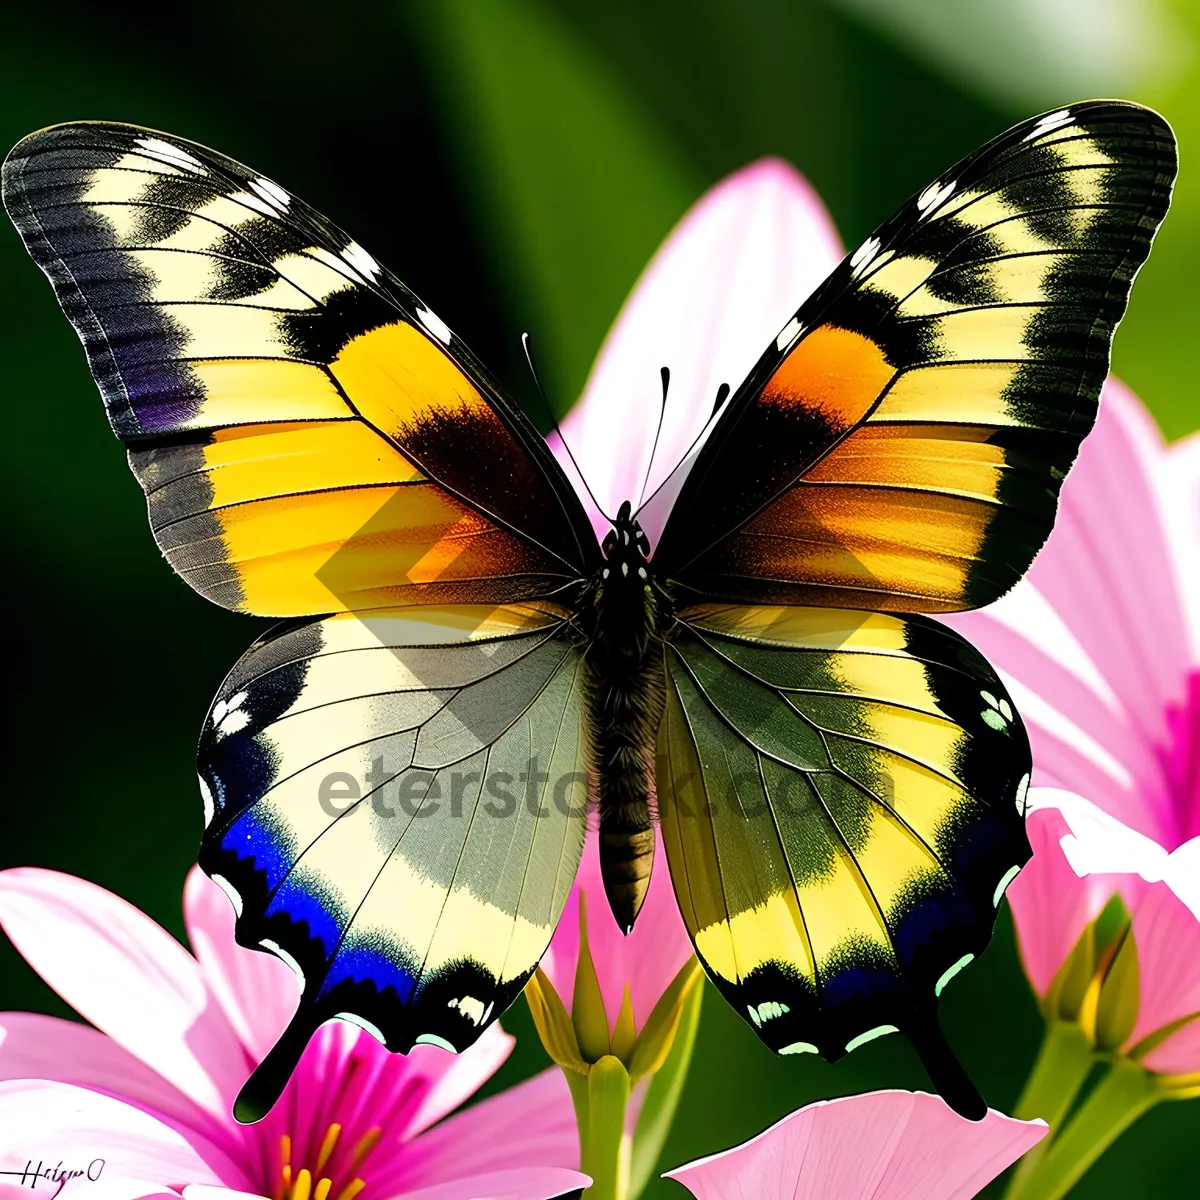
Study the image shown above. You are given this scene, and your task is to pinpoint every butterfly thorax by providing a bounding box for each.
[583,500,668,933]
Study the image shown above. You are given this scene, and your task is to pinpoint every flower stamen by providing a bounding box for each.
[316,1123,342,1173]
[274,1122,380,1200]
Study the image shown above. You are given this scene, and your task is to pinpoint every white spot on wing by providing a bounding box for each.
[993,864,1022,907]
[449,995,488,1026]
[1024,108,1073,142]
[934,953,974,997]
[845,1024,898,1053]
[212,691,250,741]
[416,305,452,345]
[775,316,804,353]
[199,775,216,827]
[341,240,381,279]
[850,235,881,277]
[250,176,290,210]
[916,178,956,219]
[134,136,206,174]
[337,1012,387,1044]
[415,1033,457,1052]
[1015,772,1031,816]
[261,938,305,991]
[210,873,243,917]
[780,1041,818,1055]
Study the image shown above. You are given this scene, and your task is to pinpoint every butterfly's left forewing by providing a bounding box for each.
[2,123,597,616]
[659,604,1031,1117]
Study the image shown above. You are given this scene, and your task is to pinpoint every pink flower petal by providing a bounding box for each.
[388,1069,578,1193]
[1007,804,1147,998]
[183,868,298,1063]
[552,158,843,544]
[402,1023,515,1139]
[0,1013,222,1143]
[1032,381,1191,727]
[664,1091,1046,1200]
[542,831,692,1035]
[1165,427,1200,657]
[0,869,246,1119]
[0,1081,248,1192]
[1007,808,1096,999]
[1126,883,1200,1062]
[393,1168,590,1200]
[1139,1016,1200,1075]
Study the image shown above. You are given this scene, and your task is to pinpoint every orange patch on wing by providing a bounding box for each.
[763,325,895,429]
[730,486,992,612]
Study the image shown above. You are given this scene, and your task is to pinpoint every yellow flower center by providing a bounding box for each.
[275,1123,383,1200]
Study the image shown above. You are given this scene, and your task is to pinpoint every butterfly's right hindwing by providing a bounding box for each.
[657,603,1032,1117]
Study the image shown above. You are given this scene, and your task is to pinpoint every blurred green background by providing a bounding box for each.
[1,1,1197,1195]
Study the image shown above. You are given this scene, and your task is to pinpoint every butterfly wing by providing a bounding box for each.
[200,602,590,1120]
[658,603,1031,1117]
[651,101,1176,612]
[2,123,597,615]
[3,123,601,1118]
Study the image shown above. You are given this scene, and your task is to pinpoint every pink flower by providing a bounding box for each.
[945,382,1200,1074]
[664,1091,1046,1200]
[0,868,587,1200]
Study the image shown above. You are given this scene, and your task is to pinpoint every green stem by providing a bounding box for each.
[578,1056,632,1200]
[1007,1058,1158,1200]
[1004,1021,1096,1197]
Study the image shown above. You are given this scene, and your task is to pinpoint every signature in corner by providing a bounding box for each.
[0,1159,106,1194]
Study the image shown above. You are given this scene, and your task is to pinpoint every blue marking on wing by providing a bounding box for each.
[891,887,976,967]
[321,936,418,1005]
[221,807,292,893]
[266,876,344,959]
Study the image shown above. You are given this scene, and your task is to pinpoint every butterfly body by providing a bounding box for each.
[587,501,667,930]
[3,104,1175,1122]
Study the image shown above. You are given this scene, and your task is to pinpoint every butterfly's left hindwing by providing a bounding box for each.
[657,604,1032,1117]
[198,603,590,1120]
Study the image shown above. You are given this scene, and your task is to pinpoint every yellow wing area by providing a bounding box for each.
[657,602,1030,1109]
[659,101,1175,613]
[3,123,593,616]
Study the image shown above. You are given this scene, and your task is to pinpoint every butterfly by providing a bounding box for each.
[2,102,1175,1123]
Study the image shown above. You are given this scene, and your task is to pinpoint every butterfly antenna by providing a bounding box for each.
[635,380,731,517]
[522,332,611,522]
[635,366,671,510]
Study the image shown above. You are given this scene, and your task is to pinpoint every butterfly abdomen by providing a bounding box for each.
[587,503,667,933]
